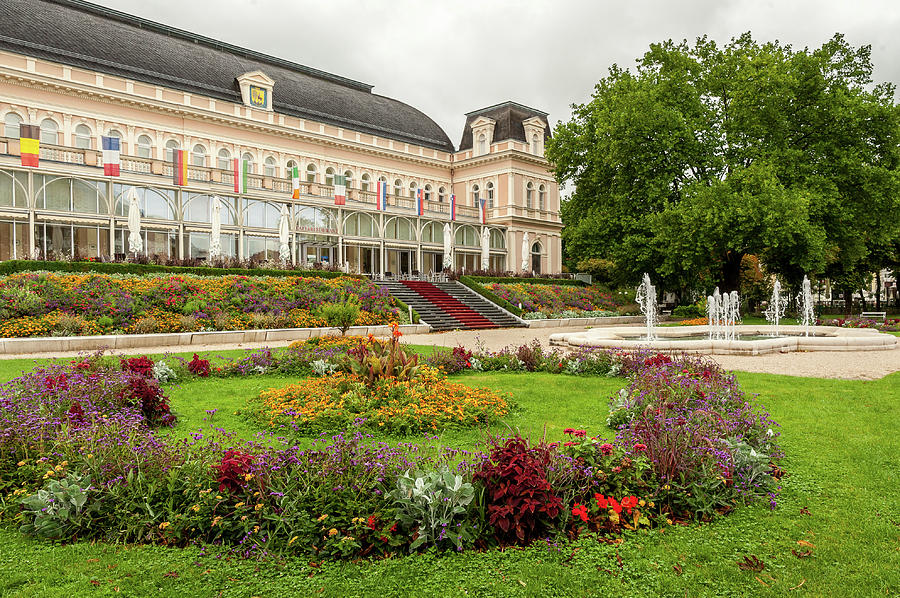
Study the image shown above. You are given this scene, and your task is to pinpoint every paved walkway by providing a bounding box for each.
[1,325,897,380]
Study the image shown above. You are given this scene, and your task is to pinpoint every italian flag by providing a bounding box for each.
[291,166,300,199]
[19,124,40,167]
[334,175,346,205]
[234,158,248,194]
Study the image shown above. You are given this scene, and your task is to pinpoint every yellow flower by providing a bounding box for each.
[244,473,254,481]
[211,516,222,527]
[288,536,298,546]
[234,502,245,508]
[317,514,328,522]
[639,499,646,507]
[191,504,201,513]
[328,528,338,537]
[255,503,263,511]
[16,460,25,467]
[159,522,170,530]
[253,526,259,533]
[86,454,93,459]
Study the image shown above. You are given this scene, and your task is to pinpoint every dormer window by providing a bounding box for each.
[522,116,547,156]
[477,134,487,156]
[531,134,539,155]
[236,71,275,111]
[469,116,496,157]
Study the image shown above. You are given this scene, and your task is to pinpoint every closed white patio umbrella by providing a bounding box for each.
[278,204,291,263]
[520,231,530,272]
[442,222,452,270]
[480,227,490,271]
[208,196,222,259]
[127,187,143,255]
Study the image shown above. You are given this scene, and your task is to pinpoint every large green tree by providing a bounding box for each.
[548,33,900,295]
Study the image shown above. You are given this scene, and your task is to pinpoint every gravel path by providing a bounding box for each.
[1,326,897,380]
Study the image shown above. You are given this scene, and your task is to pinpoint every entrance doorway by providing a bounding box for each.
[386,248,415,275]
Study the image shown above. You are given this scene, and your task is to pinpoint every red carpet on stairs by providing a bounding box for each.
[400,281,497,329]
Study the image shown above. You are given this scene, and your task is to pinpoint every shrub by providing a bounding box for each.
[473,435,562,544]
[19,471,93,540]
[319,300,361,336]
[119,376,176,427]
[152,360,177,383]
[672,304,704,318]
[187,353,211,377]
[215,450,256,494]
[392,468,476,551]
[120,356,155,378]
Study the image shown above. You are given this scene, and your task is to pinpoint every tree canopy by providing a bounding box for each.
[547,33,900,295]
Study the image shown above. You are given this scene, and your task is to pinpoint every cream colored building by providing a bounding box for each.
[0,0,562,275]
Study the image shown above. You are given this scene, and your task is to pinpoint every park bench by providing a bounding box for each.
[860,311,887,321]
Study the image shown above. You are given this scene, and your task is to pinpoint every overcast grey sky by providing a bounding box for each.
[95,0,900,146]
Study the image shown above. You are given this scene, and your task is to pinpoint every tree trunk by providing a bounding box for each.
[720,252,744,294]
[858,288,866,311]
[843,288,853,316]
[875,271,882,310]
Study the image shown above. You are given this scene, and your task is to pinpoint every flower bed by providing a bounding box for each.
[0,340,783,561]
[481,282,625,317]
[0,272,399,338]
[819,317,899,332]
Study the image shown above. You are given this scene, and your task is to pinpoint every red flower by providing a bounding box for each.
[620,495,639,514]
[573,430,586,438]
[594,493,609,509]
[571,503,589,522]
[609,496,622,515]
[367,515,378,530]
[600,443,614,455]
[633,443,648,453]
[563,428,575,435]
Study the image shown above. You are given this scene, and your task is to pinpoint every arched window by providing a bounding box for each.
[306,163,317,183]
[424,184,432,201]
[486,181,495,209]
[164,139,180,162]
[40,119,58,145]
[531,241,542,274]
[191,144,206,167]
[454,225,479,247]
[217,148,231,170]
[532,133,540,155]
[526,182,534,209]
[342,212,377,237]
[420,221,444,244]
[242,152,255,173]
[325,167,335,186]
[438,186,446,203]
[264,156,277,177]
[343,170,354,190]
[409,181,418,198]
[286,159,298,174]
[538,184,546,210]
[3,112,23,138]
[393,179,402,197]
[384,216,415,241]
[360,173,371,192]
[477,133,487,155]
[74,124,93,149]
[490,229,506,249]
[472,184,480,206]
[136,134,153,159]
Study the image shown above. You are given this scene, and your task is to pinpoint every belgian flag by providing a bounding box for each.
[172,149,187,186]
[19,124,39,167]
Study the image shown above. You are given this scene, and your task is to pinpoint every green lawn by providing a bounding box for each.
[1,351,898,596]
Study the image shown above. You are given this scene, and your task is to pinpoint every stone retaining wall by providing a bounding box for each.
[0,324,432,355]
[526,315,648,328]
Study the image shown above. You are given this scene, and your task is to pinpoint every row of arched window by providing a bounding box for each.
[469,181,547,210]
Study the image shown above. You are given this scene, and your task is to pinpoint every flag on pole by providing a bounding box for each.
[101,136,121,176]
[172,149,187,186]
[416,188,425,216]
[290,166,300,199]
[450,194,456,221]
[334,175,346,205]
[376,180,388,210]
[19,124,40,167]
[479,198,487,224]
[233,158,248,194]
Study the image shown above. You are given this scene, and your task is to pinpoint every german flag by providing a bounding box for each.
[172,149,187,185]
[19,124,39,167]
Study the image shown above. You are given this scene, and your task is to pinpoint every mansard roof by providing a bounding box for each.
[0,0,454,151]
[458,101,550,152]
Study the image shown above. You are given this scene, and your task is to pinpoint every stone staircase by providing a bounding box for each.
[377,280,524,331]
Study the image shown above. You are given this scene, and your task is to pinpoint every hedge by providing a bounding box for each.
[0,260,358,280]
[463,275,587,287]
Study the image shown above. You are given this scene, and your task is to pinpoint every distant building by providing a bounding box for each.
[0,0,562,274]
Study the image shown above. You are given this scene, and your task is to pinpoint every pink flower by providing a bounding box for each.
[563,428,575,435]
[600,443,614,455]
[573,430,587,438]
[633,443,648,453]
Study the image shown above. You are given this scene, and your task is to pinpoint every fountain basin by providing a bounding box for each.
[549,325,898,355]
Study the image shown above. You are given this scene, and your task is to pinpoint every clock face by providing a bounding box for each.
[250,85,267,107]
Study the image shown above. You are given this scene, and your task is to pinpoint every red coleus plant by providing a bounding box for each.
[121,356,155,378]
[473,435,562,544]
[188,353,211,377]
[215,450,255,493]
[119,375,176,427]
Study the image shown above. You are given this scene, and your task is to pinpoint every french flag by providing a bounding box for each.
[102,136,120,176]
[416,188,424,215]
[450,194,456,221]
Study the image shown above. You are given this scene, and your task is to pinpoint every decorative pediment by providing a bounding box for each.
[470,117,496,156]
[522,116,547,155]
[236,71,275,111]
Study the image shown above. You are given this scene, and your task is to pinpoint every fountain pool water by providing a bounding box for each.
[707,288,740,341]
[764,278,789,337]
[635,273,658,341]
[797,275,815,337]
